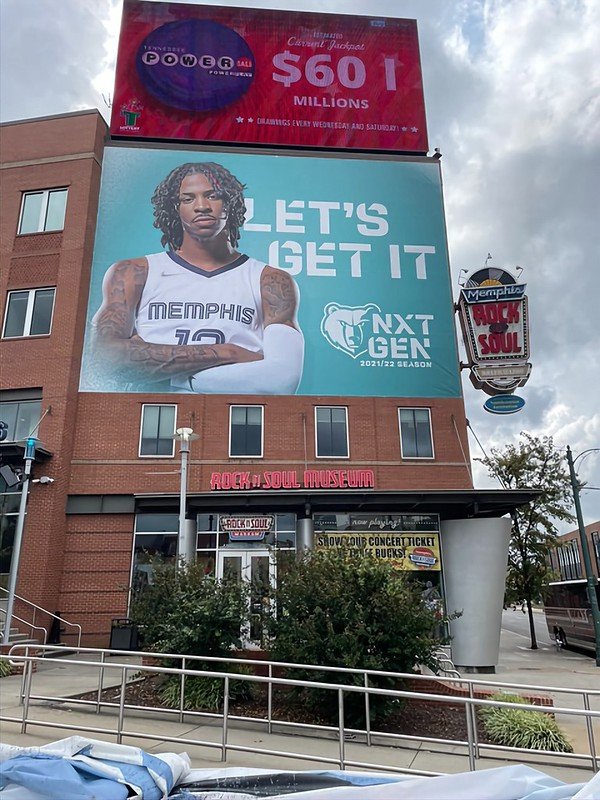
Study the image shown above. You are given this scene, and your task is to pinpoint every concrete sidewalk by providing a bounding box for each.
[1,633,598,784]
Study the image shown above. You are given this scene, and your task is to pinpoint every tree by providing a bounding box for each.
[266,550,452,725]
[478,432,575,649]
[130,561,248,657]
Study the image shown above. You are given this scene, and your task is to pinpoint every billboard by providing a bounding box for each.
[111,0,428,153]
[79,146,461,398]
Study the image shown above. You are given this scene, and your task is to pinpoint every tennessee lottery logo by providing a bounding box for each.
[320,302,381,359]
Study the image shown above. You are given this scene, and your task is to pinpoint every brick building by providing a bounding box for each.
[1,110,535,670]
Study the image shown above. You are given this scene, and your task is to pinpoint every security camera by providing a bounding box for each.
[37,476,55,484]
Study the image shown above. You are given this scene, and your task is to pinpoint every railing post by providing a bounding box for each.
[20,657,33,734]
[268,664,273,734]
[583,692,598,771]
[96,650,106,714]
[117,666,128,744]
[338,688,345,770]
[468,683,480,759]
[180,657,186,723]
[19,646,28,703]
[221,675,230,762]
[364,672,371,746]
[464,697,476,771]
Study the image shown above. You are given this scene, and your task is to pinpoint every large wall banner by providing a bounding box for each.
[111,0,428,153]
[79,146,461,398]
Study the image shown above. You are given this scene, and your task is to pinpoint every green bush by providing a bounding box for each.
[130,561,249,658]
[479,693,573,753]
[160,666,254,712]
[266,550,452,726]
[0,658,11,678]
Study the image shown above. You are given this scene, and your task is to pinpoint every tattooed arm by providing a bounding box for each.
[179,266,304,394]
[92,259,262,379]
[259,266,301,329]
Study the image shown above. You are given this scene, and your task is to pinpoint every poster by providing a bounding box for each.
[79,146,461,398]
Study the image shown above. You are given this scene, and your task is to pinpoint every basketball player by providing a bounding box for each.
[92,162,304,394]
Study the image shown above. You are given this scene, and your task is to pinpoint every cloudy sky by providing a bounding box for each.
[2,0,599,528]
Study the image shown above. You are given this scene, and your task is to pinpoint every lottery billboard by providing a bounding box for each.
[79,146,461,398]
[111,0,428,153]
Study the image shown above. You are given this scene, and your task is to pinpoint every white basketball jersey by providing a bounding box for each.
[135,251,266,352]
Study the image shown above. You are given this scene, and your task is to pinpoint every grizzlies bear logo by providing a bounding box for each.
[321,302,380,359]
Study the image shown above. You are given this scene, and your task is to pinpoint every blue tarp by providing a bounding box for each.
[1,737,599,799]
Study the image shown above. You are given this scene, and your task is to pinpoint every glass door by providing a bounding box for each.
[217,549,275,648]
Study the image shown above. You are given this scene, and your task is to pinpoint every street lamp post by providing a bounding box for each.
[2,437,36,646]
[174,427,199,568]
[566,445,600,667]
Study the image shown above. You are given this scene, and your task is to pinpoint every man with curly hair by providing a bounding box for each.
[92,161,304,394]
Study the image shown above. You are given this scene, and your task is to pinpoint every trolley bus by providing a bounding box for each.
[543,578,599,652]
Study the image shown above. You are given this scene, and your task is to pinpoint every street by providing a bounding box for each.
[501,607,554,648]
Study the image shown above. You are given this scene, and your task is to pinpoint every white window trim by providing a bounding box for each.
[2,287,56,339]
[18,188,68,235]
[398,407,435,460]
[229,404,264,458]
[314,406,350,459]
[138,403,177,458]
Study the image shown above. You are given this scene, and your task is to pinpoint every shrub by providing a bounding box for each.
[266,550,452,726]
[0,658,11,678]
[160,666,254,712]
[130,561,249,658]
[479,693,573,753]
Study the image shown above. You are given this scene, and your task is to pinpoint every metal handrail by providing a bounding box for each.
[2,644,599,774]
[0,609,47,643]
[0,587,82,647]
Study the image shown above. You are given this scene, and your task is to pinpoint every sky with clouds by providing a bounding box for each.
[1,0,599,528]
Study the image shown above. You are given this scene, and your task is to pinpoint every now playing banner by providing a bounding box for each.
[80,146,461,397]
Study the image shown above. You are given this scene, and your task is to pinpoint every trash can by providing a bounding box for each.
[109,618,139,651]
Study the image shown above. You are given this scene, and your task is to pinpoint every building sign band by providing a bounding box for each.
[210,469,375,491]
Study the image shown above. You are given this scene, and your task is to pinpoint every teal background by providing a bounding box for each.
[80,146,461,397]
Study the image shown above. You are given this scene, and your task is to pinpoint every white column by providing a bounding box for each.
[440,517,511,672]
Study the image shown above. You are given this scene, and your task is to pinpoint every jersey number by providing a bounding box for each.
[174,328,225,346]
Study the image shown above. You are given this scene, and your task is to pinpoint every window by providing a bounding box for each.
[139,404,176,456]
[399,408,434,458]
[18,188,68,234]
[3,288,55,338]
[0,399,42,442]
[315,406,348,458]
[229,406,263,457]
[592,531,600,574]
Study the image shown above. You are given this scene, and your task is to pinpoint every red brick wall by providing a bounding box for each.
[1,111,107,635]
[70,394,472,497]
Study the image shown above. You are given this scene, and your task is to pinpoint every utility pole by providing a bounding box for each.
[566,445,600,667]
[2,437,36,646]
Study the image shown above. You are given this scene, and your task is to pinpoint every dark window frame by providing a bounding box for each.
[2,287,56,339]
[315,406,349,459]
[398,407,434,459]
[0,398,42,443]
[229,405,264,458]
[138,404,177,458]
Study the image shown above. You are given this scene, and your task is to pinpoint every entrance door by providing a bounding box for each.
[217,549,275,648]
